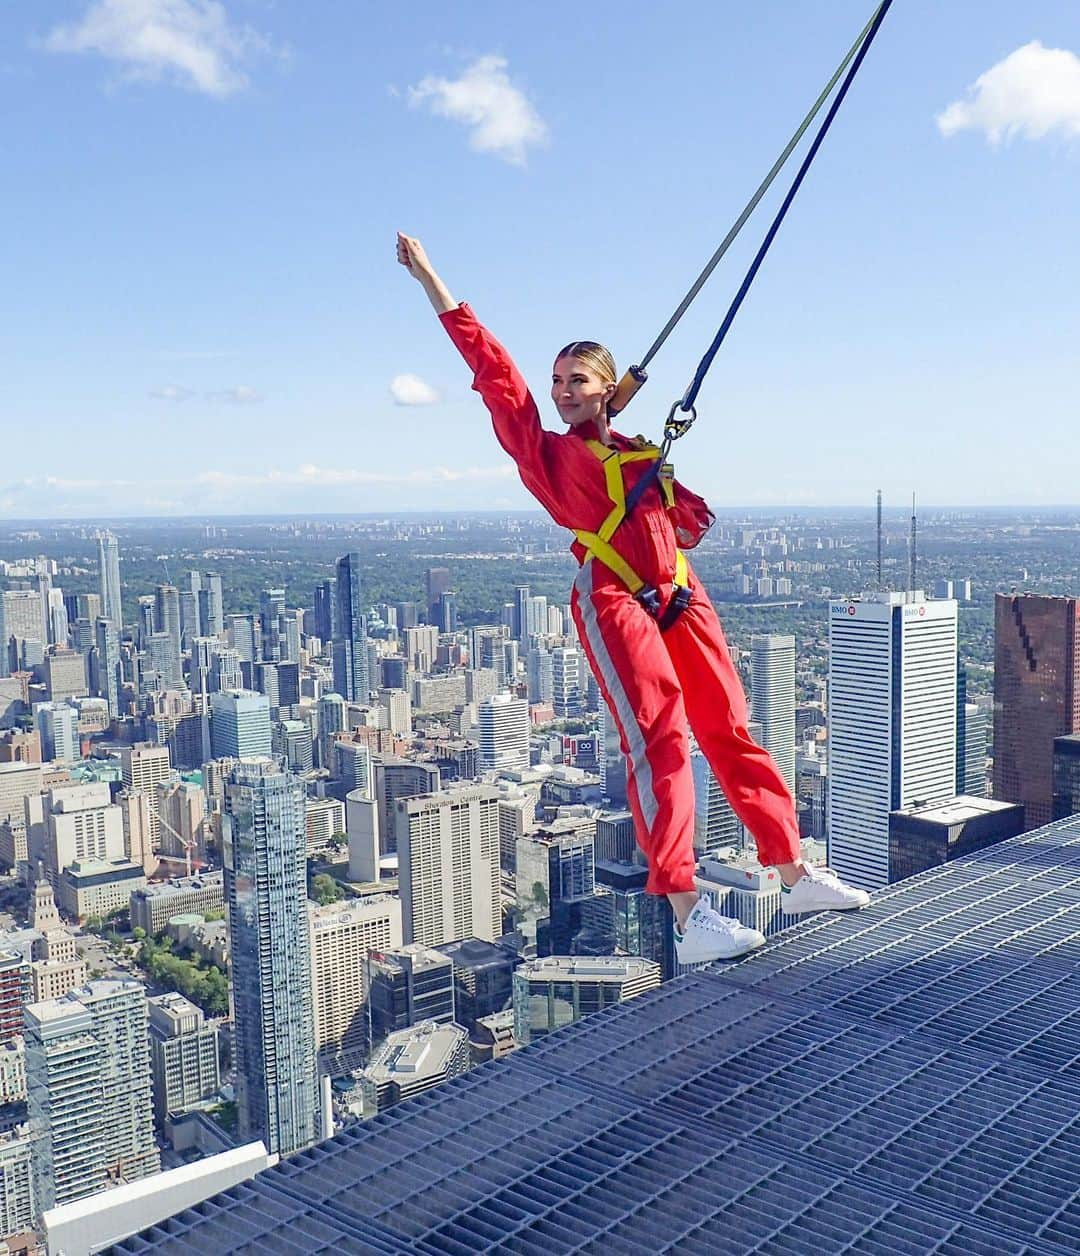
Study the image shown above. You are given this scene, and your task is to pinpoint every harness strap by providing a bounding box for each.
[573,440,693,630]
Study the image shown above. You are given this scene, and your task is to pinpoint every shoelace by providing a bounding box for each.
[693,909,742,935]
[806,867,843,889]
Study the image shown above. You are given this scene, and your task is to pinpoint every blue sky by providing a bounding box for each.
[3,0,1080,518]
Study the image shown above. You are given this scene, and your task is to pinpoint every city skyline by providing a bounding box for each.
[1,458,1078,1246]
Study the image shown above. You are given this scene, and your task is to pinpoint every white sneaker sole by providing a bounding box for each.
[783,895,870,915]
[676,933,767,964]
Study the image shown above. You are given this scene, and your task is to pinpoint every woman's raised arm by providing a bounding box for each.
[397,232,458,315]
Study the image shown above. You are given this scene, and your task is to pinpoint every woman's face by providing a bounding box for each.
[551,355,614,428]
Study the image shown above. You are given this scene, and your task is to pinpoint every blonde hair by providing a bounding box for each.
[555,340,617,386]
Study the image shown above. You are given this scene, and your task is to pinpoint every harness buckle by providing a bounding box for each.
[658,584,694,632]
[635,586,663,619]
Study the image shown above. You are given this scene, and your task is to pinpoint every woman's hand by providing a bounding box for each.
[397,232,433,281]
[397,232,458,315]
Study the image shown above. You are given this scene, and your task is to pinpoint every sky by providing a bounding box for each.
[3,0,1080,519]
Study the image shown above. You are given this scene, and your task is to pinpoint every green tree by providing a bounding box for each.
[310,873,344,906]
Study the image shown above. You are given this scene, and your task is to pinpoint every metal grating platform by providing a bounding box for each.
[109,817,1080,1254]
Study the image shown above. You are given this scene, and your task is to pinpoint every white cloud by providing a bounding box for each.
[937,41,1080,143]
[207,385,263,404]
[390,373,440,406]
[196,463,515,488]
[43,0,274,97]
[0,462,521,518]
[408,54,548,165]
[150,385,193,401]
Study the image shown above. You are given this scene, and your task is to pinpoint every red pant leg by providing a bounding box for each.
[571,562,697,895]
[663,572,801,868]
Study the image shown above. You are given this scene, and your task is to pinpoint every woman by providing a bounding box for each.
[398,232,868,965]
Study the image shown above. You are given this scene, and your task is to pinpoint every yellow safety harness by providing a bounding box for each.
[573,439,693,630]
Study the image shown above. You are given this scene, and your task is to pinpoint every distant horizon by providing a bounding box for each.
[3,504,1080,529]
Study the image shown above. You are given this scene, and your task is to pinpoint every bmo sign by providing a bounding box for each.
[830,602,858,616]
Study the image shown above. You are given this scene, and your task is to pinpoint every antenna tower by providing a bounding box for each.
[908,492,917,592]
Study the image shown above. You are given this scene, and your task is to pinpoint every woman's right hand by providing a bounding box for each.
[397,232,458,314]
[397,232,433,281]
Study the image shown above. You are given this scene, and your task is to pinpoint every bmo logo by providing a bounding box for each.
[903,605,928,618]
[831,603,857,616]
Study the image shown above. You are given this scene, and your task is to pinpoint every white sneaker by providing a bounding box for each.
[783,866,870,915]
[674,898,766,964]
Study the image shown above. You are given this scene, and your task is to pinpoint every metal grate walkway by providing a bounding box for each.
[110,817,1080,1254]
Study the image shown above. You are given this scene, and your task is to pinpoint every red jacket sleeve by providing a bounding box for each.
[439,303,567,523]
[670,479,715,549]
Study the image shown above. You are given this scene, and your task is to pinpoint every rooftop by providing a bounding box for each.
[133,871,224,899]
[110,815,1080,1254]
[892,794,1021,825]
[517,955,660,982]
[363,1021,469,1083]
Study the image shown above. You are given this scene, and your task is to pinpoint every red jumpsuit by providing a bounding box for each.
[441,304,801,895]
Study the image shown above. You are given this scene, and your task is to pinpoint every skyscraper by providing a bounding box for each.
[223,759,318,1156]
[434,592,457,634]
[147,992,220,1124]
[333,553,368,703]
[551,646,584,717]
[527,645,553,704]
[366,944,456,1044]
[199,572,224,638]
[259,588,286,661]
[279,609,303,664]
[1052,735,1080,820]
[512,585,530,643]
[828,592,958,890]
[750,634,796,797]
[210,689,272,759]
[512,956,660,1045]
[179,578,200,649]
[957,702,988,797]
[516,817,597,954]
[525,595,549,640]
[25,978,158,1221]
[96,533,122,628]
[426,567,451,623]
[35,702,79,764]
[690,748,742,854]
[135,596,155,649]
[395,786,501,946]
[309,895,402,1075]
[227,613,257,663]
[0,949,30,1046]
[25,999,105,1216]
[316,691,347,768]
[154,585,182,676]
[313,578,337,644]
[993,594,1080,829]
[273,719,314,772]
[76,980,159,1182]
[599,701,627,806]
[145,631,181,690]
[477,693,530,773]
[120,739,170,784]
[94,616,121,718]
